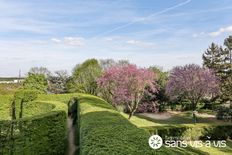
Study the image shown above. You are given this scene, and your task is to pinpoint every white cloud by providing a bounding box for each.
[126,40,141,45]
[126,39,154,47]
[64,37,85,46]
[209,25,232,37]
[50,37,85,46]
[192,32,205,38]
[104,37,113,41]
[51,38,62,43]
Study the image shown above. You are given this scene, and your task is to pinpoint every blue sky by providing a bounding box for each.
[0,0,232,76]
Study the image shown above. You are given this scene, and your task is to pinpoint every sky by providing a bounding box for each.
[0,0,232,76]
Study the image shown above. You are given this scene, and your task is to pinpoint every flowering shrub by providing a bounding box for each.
[136,102,158,113]
[98,64,158,118]
[166,64,219,123]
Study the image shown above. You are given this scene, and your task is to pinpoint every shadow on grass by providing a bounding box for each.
[219,140,232,153]
[169,146,210,155]
[135,112,230,125]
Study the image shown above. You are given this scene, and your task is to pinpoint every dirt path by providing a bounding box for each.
[139,111,216,120]
[139,112,172,120]
[67,117,77,155]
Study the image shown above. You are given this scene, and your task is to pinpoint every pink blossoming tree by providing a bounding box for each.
[166,64,219,123]
[98,64,158,119]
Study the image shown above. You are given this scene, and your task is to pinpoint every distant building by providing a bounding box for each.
[0,77,25,84]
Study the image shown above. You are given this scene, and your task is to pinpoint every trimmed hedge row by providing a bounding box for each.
[142,124,232,141]
[77,94,176,155]
[0,101,67,155]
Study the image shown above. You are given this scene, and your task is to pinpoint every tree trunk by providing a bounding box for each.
[19,100,23,118]
[192,101,197,124]
[10,101,16,155]
[11,101,16,120]
[128,111,133,119]
[128,98,140,119]
[193,111,197,124]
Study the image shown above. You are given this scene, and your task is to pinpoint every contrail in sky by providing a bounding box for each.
[93,0,191,38]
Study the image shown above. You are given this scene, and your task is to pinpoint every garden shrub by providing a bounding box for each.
[200,125,232,140]
[77,94,175,155]
[0,101,67,155]
[216,105,232,122]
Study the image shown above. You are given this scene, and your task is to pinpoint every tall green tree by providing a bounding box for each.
[202,43,223,76]
[23,73,48,93]
[224,35,232,65]
[222,36,232,103]
[68,59,102,95]
[203,36,232,103]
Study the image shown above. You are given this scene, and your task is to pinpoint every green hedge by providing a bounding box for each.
[77,94,176,155]
[142,124,232,141]
[0,101,67,155]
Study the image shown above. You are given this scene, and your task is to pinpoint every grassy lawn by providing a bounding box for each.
[0,95,13,120]
[121,111,231,128]
[121,111,232,155]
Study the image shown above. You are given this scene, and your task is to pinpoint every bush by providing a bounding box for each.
[23,73,48,94]
[216,105,232,121]
[77,94,175,155]
[0,101,67,155]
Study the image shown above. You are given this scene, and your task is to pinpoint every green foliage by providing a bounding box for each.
[14,90,38,102]
[23,73,48,94]
[149,66,169,112]
[216,105,232,121]
[77,95,175,155]
[0,101,67,155]
[68,59,102,95]
[21,101,55,117]
[12,90,38,119]
[203,36,232,103]
[0,95,56,121]
[202,43,224,73]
